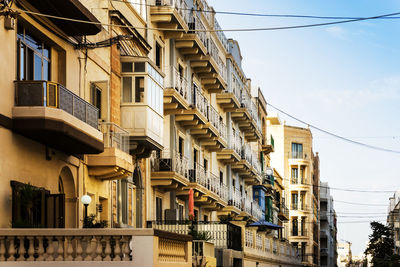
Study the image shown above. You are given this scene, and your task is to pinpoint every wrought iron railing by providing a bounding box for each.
[147,221,242,251]
[227,133,242,155]
[167,67,189,102]
[192,85,208,118]
[189,13,207,48]
[214,18,228,52]
[229,187,242,209]
[99,122,129,153]
[153,0,189,26]
[152,150,189,179]
[15,80,99,129]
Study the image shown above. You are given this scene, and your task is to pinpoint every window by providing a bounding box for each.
[178,204,184,221]
[17,25,50,81]
[121,61,164,115]
[300,166,306,184]
[291,168,298,184]
[156,197,163,221]
[91,84,102,118]
[129,0,147,20]
[292,218,298,236]
[291,143,303,159]
[178,137,184,155]
[155,42,162,69]
[291,193,298,210]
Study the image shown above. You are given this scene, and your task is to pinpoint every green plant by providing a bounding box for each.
[192,231,211,241]
[83,214,108,228]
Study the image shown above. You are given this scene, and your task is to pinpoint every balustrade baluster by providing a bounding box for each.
[103,236,112,261]
[113,236,122,261]
[26,237,35,261]
[74,236,83,261]
[8,237,16,261]
[0,237,5,261]
[93,236,103,261]
[46,237,55,261]
[65,236,74,261]
[55,236,64,261]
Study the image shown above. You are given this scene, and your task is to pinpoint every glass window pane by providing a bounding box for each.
[134,62,145,72]
[135,77,145,103]
[43,44,50,59]
[19,43,25,80]
[43,60,49,81]
[122,77,132,102]
[34,54,42,80]
[122,62,133,73]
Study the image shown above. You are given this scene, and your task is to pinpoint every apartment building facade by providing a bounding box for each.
[387,190,400,254]
[0,0,303,266]
[320,182,338,267]
[268,116,320,267]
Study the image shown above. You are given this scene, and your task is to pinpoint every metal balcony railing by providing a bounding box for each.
[15,80,99,129]
[153,0,189,26]
[217,57,227,82]
[192,85,208,118]
[290,151,308,159]
[198,0,213,26]
[148,221,242,251]
[252,201,264,221]
[189,13,207,48]
[226,77,241,101]
[152,150,189,179]
[227,133,242,155]
[241,143,252,163]
[229,187,242,209]
[208,37,219,63]
[291,228,307,237]
[167,67,189,102]
[214,18,229,52]
[291,203,298,210]
[279,199,289,218]
[99,122,129,153]
[251,151,261,175]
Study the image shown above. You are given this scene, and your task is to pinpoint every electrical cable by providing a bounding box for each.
[267,102,400,154]
[109,0,400,20]
[9,7,400,33]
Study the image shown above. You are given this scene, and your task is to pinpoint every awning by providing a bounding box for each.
[249,220,283,230]
[22,0,102,36]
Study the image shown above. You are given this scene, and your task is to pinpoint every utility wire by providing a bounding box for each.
[111,0,400,20]
[267,102,400,154]
[10,7,400,32]
[333,200,387,206]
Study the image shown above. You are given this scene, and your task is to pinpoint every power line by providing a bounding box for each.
[334,200,387,206]
[267,102,400,154]
[10,7,400,33]
[112,1,400,20]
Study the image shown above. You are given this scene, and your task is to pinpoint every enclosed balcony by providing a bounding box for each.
[151,150,190,190]
[13,80,103,154]
[121,60,164,156]
[149,0,190,37]
[86,122,133,180]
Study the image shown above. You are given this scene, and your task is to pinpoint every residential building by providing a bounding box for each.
[0,0,190,265]
[337,242,352,267]
[387,190,400,254]
[268,115,321,267]
[320,182,338,267]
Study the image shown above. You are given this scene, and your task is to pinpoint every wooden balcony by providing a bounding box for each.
[151,150,190,190]
[13,80,103,154]
[86,122,133,180]
[0,228,192,266]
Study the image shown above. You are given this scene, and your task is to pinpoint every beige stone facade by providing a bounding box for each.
[268,116,320,266]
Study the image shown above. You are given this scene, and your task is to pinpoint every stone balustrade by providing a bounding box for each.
[0,228,192,267]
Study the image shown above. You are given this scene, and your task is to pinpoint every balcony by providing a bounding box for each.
[0,228,192,266]
[278,201,290,221]
[86,122,134,180]
[289,151,311,165]
[262,135,275,154]
[151,150,190,190]
[231,90,261,142]
[291,228,308,238]
[13,80,103,154]
[121,62,164,156]
[232,144,261,185]
[224,187,242,215]
[175,86,226,151]
[188,163,229,209]
[148,221,242,251]
[164,67,191,114]
[244,228,301,265]
[216,83,241,112]
[216,134,241,164]
[149,0,190,36]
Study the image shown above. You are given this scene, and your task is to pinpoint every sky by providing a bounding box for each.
[208,0,400,255]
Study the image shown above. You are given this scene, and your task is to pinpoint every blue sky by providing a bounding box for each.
[209,0,400,255]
